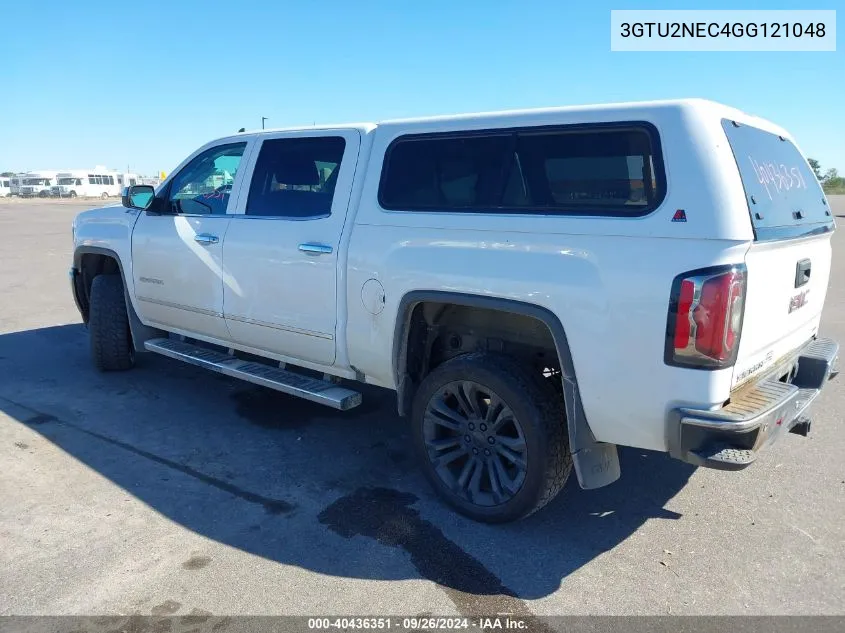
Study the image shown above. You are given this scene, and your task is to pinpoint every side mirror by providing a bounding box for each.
[122,185,155,210]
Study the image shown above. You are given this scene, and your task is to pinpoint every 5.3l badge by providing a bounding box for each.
[789,289,810,313]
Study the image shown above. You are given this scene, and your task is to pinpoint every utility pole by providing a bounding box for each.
[261,117,268,130]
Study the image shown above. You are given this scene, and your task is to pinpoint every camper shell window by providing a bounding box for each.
[378,122,665,216]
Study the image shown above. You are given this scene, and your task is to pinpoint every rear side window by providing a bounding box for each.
[379,124,664,215]
[246,136,346,218]
[722,119,831,240]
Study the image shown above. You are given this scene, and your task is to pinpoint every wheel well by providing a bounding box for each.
[76,253,121,322]
[396,300,561,416]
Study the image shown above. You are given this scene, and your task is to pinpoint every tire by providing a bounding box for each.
[89,274,135,371]
[101,192,109,199]
[69,191,77,198]
[411,352,571,523]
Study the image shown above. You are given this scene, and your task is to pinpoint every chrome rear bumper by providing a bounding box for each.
[671,337,839,470]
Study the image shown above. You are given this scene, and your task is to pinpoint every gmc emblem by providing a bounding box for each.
[789,289,810,313]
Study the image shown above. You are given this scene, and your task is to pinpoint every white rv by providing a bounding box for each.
[51,169,139,198]
[19,171,58,197]
[0,176,11,197]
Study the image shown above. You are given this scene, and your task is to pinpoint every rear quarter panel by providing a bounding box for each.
[345,101,757,452]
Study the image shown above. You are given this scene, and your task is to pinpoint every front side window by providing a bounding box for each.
[167,142,246,215]
[246,136,346,218]
[379,124,664,216]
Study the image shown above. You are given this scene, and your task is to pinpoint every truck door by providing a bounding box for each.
[131,141,250,341]
[222,129,361,366]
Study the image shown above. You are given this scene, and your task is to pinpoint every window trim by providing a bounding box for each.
[377,121,666,217]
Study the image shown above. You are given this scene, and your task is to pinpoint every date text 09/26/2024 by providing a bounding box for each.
[307,617,529,630]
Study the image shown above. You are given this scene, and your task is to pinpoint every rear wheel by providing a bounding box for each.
[411,352,571,523]
[89,274,135,371]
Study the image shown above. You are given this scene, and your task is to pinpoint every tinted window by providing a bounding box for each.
[246,136,345,218]
[168,142,246,215]
[380,135,511,209]
[721,119,830,240]
[379,125,664,215]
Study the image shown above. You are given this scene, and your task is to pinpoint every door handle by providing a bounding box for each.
[298,243,333,255]
[194,233,219,245]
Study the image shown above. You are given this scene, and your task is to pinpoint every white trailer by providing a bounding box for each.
[19,171,58,197]
[0,176,11,197]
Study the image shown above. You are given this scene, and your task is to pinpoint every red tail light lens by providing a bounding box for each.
[666,265,747,369]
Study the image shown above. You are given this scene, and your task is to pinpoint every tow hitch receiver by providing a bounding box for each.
[789,417,812,437]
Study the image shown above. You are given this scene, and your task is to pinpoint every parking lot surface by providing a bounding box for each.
[1,197,844,617]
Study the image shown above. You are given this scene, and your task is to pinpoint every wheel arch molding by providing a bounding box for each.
[72,245,164,351]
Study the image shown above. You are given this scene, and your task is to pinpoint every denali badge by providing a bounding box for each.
[735,350,774,383]
[789,289,810,313]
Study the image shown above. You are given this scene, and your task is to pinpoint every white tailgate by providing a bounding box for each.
[734,233,832,388]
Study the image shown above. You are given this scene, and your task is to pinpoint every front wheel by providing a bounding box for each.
[89,274,135,371]
[101,192,109,200]
[411,352,571,523]
[69,191,77,198]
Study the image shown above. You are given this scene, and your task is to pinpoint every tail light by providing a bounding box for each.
[665,264,747,369]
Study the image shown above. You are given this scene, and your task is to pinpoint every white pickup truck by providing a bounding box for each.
[70,99,839,522]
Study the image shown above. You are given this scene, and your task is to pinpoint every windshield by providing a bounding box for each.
[58,178,77,185]
[23,178,49,186]
[722,119,832,241]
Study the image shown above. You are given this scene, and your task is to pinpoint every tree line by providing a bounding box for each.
[807,159,845,194]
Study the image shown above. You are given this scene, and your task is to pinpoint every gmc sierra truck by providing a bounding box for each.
[70,99,839,522]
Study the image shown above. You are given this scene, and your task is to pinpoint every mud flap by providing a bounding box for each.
[572,443,621,489]
[123,286,166,353]
[561,368,621,489]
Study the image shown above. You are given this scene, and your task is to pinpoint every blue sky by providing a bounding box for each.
[1,0,842,176]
